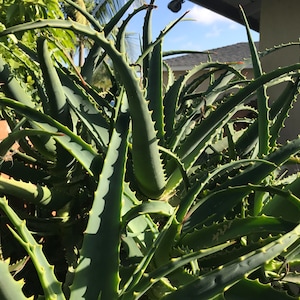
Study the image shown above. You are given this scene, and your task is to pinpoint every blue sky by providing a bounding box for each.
[127,0,259,53]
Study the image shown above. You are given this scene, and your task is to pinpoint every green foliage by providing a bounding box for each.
[0,1,299,299]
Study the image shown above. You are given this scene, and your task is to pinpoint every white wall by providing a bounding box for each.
[260,0,300,141]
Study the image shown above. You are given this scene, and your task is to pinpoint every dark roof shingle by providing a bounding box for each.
[164,42,258,70]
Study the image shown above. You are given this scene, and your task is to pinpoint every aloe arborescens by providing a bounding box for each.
[0,1,299,299]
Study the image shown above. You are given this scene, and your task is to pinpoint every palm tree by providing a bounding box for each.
[68,0,143,68]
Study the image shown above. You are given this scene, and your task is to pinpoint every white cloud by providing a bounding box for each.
[229,23,238,30]
[188,5,235,26]
[185,5,238,38]
[205,25,222,37]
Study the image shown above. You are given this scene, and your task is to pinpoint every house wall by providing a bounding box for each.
[0,119,10,140]
[259,0,300,141]
[0,120,19,179]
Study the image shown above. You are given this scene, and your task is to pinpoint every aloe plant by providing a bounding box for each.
[0,1,299,299]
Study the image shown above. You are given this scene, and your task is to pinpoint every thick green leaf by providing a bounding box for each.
[0,128,61,157]
[147,41,164,142]
[0,260,27,300]
[262,175,300,223]
[0,197,65,299]
[184,138,300,228]
[70,102,129,299]
[37,38,72,127]
[235,78,299,156]
[240,6,270,156]
[0,56,34,108]
[180,216,295,250]
[64,0,103,32]
[178,65,300,166]
[0,97,101,177]
[61,72,110,151]
[224,278,296,300]
[121,242,234,299]
[122,200,174,227]
[162,224,300,299]
[81,0,136,81]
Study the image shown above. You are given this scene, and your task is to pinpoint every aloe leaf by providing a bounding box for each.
[221,137,300,189]
[0,19,205,197]
[241,13,269,214]
[0,55,64,159]
[122,183,160,256]
[184,143,300,230]
[163,61,175,92]
[175,64,300,175]
[61,67,112,110]
[128,85,166,198]
[0,128,61,157]
[0,175,74,209]
[199,236,280,272]
[282,273,300,285]
[64,0,102,32]
[61,73,110,151]
[164,63,242,145]
[262,175,300,223]
[2,115,55,163]
[147,41,164,142]
[136,10,190,65]
[80,45,103,84]
[168,78,242,158]
[159,145,190,190]
[164,63,243,145]
[0,97,101,177]
[224,124,237,159]
[240,6,270,156]
[269,78,300,147]
[163,49,212,57]
[5,19,167,198]
[184,181,300,233]
[184,185,253,231]
[0,176,50,205]
[142,0,155,81]
[0,56,34,108]
[235,77,299,156]
[224,278,296,300]
[120,213,176,297]
[185,139,300,229]
[115,4,149,53]
[37,37,79,174]
[172,159,264,232]
[162,224,300,299]
[181,64,243,99]
[70,102,130,300]
[122,200,174,227]
[163,74,185,142]
[180,216,295,250]
[250,183,300,212]
[103,0,135,37]
[122,242,234,300]
[160,165,257,265]
[81,0,135,80]
[0,197,65,299]
[37,38,72,126]
[0,260,27,300]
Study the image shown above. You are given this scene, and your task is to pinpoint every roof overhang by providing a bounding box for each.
[187,0,261,32]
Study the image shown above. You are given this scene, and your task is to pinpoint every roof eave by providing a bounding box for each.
[188,0,260,32]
